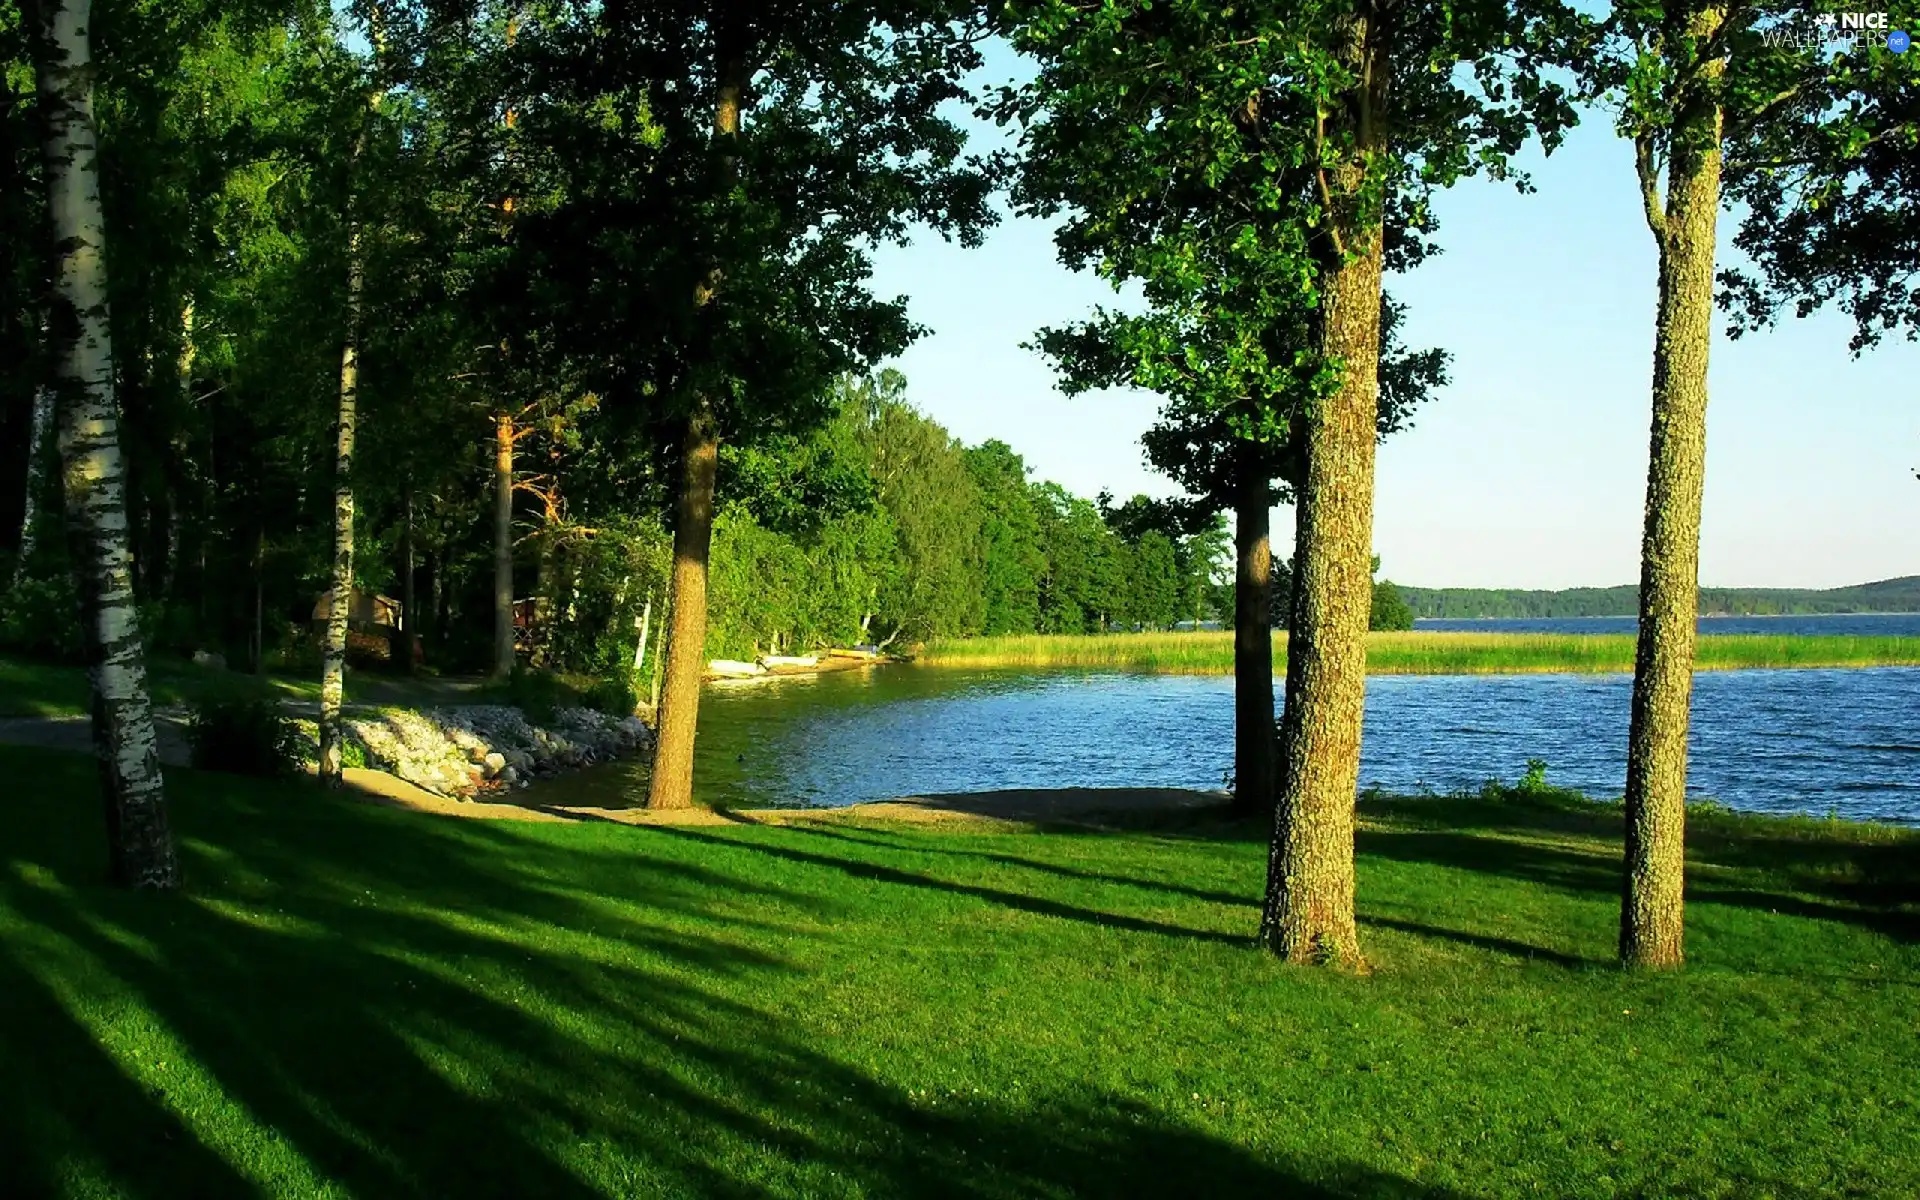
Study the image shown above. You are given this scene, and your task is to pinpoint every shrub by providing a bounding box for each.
[345,628,392,668]
[582,672,640,717]
[0,575,87,662]
[187,696,302,778]
[267,622,322,673]
[139,601,208,658]
[1518,758,1551,794]
[506,665,568,724]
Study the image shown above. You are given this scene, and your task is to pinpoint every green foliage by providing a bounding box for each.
[857,372,988,644]
[0,575,86,662]
[580,672,640,719]
[966,440,1047,636]
[998,0,1568,519]
[532,522,673,680]
[185,695,302,778]
[505,665,568,725]
[1369,579,1416,632]
[1520,758,1551,794]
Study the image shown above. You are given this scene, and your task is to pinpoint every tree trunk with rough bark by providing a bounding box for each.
[1621,10,1725,970]
[647,405,719,809]
[11,385,55,588]
[31,0,178,887]
[318,223,363,787]
[645,41,746,810]
[1232,446,1275,817]
[1260,9,1385,968]
[493,412,515,678]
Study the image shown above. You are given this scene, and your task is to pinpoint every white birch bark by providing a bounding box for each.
[317,224,362,785]
[11,385,55,588]
[31,0,178,887]
[318,8,387,784]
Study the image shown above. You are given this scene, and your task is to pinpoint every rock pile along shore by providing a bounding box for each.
[292,705,652,799]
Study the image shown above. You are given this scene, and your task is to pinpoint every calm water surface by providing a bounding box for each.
[537,665,1920,823]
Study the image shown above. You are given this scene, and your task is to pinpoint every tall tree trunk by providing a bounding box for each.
[428,544,444,653]
[1260,9,1385,967]
[1621,12,1725,970]
[401,485,417,672]
[493,412,515,678]
[645,40,747,810]
[317,223,363,787]
[1232,444,1275,817]
[647,404,719,809]
[11,385,55,588]
[31,0,178,888]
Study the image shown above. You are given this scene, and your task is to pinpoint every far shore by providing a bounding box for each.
[913,630,1920,675]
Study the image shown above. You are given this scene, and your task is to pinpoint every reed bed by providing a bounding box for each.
[913,631,1920,675]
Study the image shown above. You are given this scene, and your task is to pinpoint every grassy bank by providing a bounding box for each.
[915,630,1920,674]
[6,744,1918,1198]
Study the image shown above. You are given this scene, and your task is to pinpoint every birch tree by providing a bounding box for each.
[28,0,178,888]
[318,2,391,785]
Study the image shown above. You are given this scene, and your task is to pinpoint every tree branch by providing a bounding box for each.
[1314,108,1350,261]
[1635,131,1667,249]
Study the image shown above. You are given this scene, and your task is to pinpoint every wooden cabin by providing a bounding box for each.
[310,589,403,632]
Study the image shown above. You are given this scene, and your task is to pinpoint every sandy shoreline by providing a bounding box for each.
[5,714,1228,826]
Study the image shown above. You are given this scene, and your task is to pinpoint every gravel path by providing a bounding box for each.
[0,713,194,766]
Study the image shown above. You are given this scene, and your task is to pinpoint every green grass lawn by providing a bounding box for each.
[4,744,1917,1198]
[0,654,501,719]
[916,630,1920,675]
[0,655,321,718]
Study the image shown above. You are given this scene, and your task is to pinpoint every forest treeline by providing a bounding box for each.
[3,0,1907,973]
[619,371,1241,669]
[1401,577,1920,619]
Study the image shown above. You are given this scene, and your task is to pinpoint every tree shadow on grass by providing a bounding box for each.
[1352,802,1920,946]
[3,748,1453,1199]
[644,824,1247,947]
[779,822,1255,908]
[0,941,258,1199]
[1356,915,1597,969]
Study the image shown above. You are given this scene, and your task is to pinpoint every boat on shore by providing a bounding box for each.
[761,655,820,670]
[705,649,886,683]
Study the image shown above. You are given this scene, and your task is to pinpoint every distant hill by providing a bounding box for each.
[1396,576,1920,619]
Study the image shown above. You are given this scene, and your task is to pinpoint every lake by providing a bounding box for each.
[535,663,1920,824]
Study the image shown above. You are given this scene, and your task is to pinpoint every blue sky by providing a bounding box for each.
[864,43,1918,591]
